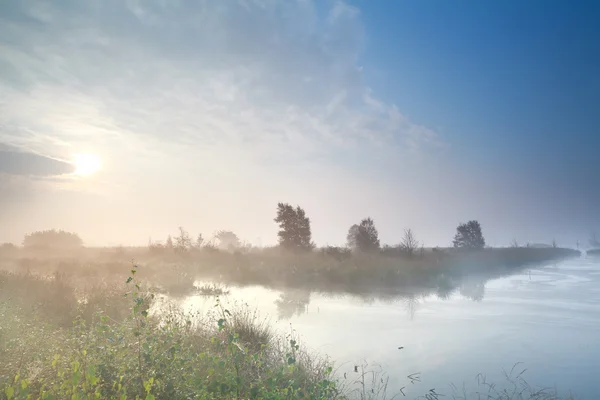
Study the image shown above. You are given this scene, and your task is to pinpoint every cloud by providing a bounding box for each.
[0,0,449,246]
[0,0,440,170]
[0,144,74,176]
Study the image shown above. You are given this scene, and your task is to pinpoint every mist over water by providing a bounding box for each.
[2,1,600,398]
[180,257,600,399]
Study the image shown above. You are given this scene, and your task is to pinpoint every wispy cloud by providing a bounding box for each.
[0,144,74,176]
[0,0,448,245]
[0,0,440,171]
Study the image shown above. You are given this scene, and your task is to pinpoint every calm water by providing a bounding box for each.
[180,257,600,399]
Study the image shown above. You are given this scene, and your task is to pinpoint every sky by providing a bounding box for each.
[0,0,599,248]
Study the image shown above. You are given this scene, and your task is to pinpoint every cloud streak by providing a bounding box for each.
[0,145,74,177]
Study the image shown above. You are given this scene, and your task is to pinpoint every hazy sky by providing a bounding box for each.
[1,0,599,247]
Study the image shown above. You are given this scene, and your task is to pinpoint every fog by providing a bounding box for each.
[1,1,599,399]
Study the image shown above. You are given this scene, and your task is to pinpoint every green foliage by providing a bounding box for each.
[347,218,380,253]
[274,203,314,252]
[0,268,341,400]
[453,220,486,250]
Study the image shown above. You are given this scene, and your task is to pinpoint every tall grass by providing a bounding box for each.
[0,268,341,400]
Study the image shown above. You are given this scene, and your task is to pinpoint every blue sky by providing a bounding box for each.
[0,0,598,247]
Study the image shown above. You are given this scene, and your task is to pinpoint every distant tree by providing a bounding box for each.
[195,234,204,249]
[347,218,380,253]
[452,220,485,250]
[274,203,313,252]
[510,239,520,248]
[174,227,192,252]
[215,230,241,251]
[22,230,83,249]
[552,238,557,248]
[0,243,17,254]
[165,235,174,250]
[399,228,419,258]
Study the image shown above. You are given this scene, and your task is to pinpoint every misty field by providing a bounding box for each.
[0,228,584,400]
[0,258,579,400]
[0,244,582,298]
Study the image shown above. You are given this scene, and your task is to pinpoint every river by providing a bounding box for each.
[178,256,600,399]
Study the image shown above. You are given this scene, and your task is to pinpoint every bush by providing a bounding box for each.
[22,230,83,250]
[0,268,340,400]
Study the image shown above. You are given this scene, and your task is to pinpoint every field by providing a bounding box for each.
[0,246,581,399]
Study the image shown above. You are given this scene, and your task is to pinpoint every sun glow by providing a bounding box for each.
[73,153,101,176]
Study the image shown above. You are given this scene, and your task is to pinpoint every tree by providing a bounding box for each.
[165,235,174,250]
[453,220,485,250]
[347,218,380,253]
[195,234,204,249]
[274,203,313,252]
[215,230,241,251]
[174,227,193,252]
[400,228,419,258]
[22,230,83,249]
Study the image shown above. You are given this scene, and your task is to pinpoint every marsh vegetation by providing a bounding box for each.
[0,206,589,399]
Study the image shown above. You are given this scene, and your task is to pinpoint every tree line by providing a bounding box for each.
[274,202,486,254]
[11,203,488,253]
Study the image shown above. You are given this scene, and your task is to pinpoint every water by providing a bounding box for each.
[180,257,600,399]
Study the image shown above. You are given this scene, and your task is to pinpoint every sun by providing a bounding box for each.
[72,153,101,176]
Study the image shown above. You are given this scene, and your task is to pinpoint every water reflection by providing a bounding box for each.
[271,268,507,319]
[403,295,419,320]
[180,259,600,399]
[274,289,311,319]
[459,278,486,302]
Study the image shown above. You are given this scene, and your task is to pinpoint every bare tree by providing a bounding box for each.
[174,227,193,252]
[400,228,419,258]
[510,239,520,248]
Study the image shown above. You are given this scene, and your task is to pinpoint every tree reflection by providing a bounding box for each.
[275,289,311,320]
[459,279,486,301]
[435,274,457,300]
[403,294,419,320]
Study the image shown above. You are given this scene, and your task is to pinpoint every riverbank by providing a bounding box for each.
[0,269,579,400]
[0,247,581,298]
[0,269,340,400]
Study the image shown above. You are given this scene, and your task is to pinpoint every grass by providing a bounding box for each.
[197,283,231,297]
[0,268,341,400]
[0,267,579,400]
[450,363,575,400]
[0,246,582,301]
